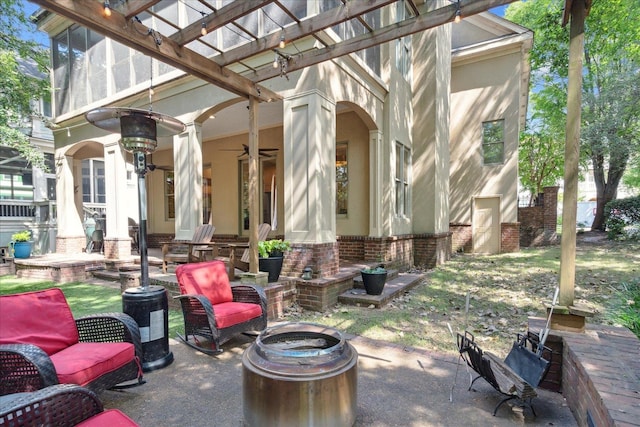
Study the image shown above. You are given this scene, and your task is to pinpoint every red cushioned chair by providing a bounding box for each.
[0,384,138,426]
[0,288,144,396]
[175,260,267,355]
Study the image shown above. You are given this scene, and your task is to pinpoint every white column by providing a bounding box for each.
[55,153,84,238]
[283,91,336,243]
[103,141,131,254]
[173,122,203,240]
[411,9,451,234]
[369,130,383,237]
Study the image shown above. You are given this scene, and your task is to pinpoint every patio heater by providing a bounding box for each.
[86,107,185,371]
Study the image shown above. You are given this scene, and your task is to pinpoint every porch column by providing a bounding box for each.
[103,141,132,259]
[411,5,452,266]
[173,122,203,240]
[369,130,383,237]
[55,153,85,253]
[283,91,338,276]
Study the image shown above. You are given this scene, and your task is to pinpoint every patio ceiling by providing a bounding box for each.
[31,0,518,102]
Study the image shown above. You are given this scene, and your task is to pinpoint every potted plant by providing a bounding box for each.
[10,230,33,259]
[258,239,291,282]
[360,265,387,295]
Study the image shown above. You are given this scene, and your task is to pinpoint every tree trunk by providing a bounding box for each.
[591,152,628,231]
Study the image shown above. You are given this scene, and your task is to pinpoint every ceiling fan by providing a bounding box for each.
[145,154,172,171]
[222,144,278,158]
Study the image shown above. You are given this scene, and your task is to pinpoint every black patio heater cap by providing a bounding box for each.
[86,107,185,371]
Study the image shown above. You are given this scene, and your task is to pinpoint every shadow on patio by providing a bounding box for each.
[100,333,576,426]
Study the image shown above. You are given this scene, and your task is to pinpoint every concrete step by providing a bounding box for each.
[338,272,425,308]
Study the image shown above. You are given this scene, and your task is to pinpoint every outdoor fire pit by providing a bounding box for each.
[242,322,358,427]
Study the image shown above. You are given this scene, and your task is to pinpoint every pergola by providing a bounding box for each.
[31,0,517,273]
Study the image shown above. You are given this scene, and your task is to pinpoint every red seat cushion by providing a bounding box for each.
[0,288,79,355]
[76,409,139,427]
[213,302,263,329]
[50,342,135,387]
[175,261,233,305]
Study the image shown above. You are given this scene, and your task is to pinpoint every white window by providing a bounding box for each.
[482,120,505,165]
[395,142,411,216]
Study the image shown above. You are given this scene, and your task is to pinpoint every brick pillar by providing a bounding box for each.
[283,242,339,278]
[543,186,559,244]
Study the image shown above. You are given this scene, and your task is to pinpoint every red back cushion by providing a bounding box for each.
[175,261,233,305]
[0,288,79,355]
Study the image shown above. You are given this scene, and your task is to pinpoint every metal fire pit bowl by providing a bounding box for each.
[242,322,358,427]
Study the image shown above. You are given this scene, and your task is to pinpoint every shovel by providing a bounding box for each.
[504,286,559,387]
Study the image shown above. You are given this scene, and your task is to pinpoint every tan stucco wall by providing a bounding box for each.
[450,50,522,224]
[336,111,370,236]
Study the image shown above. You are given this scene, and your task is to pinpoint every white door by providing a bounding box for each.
[473,197,500,254]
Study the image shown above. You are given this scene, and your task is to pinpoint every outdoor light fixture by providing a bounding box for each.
[201,21,207,36]
[454,1,462,23]
[86,106,184,372]
[273,52,279,69]
[103,1,111,17]
[279,32,286,49]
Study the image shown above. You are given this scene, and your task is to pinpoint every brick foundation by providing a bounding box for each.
[14,259,104,283]
[519,186,559,247]
[413,233,452,268]
[104,238,132,259]
[501,223,520,253]
[450,224,472,253]
[55,235,86,254]
[284,242,339,278]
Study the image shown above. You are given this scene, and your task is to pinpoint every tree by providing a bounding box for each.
[623,155,640,192]
[506,0,640,229]
[0,0,50,170]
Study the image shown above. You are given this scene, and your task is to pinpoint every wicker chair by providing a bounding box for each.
[0,384,138,426]
[0,288,144,396]
[175,260,267,355]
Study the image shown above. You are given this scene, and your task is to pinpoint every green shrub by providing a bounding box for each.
[609,281,640,339]
[257,239,291,258]
[11,230,31,242]
[605,196,640,240]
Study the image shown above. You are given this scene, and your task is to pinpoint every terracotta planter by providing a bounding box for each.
[360,270,387,295]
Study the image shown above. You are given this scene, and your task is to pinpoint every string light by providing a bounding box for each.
[454,1,462,23]
[201,20,207,36]
[67,128,70,137]
[273,52,279,69]
[103,1,111,17]
[279,32,286,49]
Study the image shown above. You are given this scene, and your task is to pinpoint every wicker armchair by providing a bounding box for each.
[0,384,138,426]
[0,288,144,396]
[175,260,267,355]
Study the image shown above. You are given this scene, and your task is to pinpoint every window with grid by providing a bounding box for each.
[482,120,505,165]
[395,142,411,216]
[395,1,412,81]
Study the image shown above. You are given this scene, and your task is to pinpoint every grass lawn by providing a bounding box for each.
[1,233,638,357]
[0,278,184,337]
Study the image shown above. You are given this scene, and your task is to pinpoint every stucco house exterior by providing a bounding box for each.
[33,1,531,278]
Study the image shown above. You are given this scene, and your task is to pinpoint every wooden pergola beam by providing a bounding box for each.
[169,0,274,46]
[250,0,518,82]
[30,0,281,102]
[215,0,396,67]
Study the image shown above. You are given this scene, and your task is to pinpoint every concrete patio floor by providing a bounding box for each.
[100,332,577,426]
